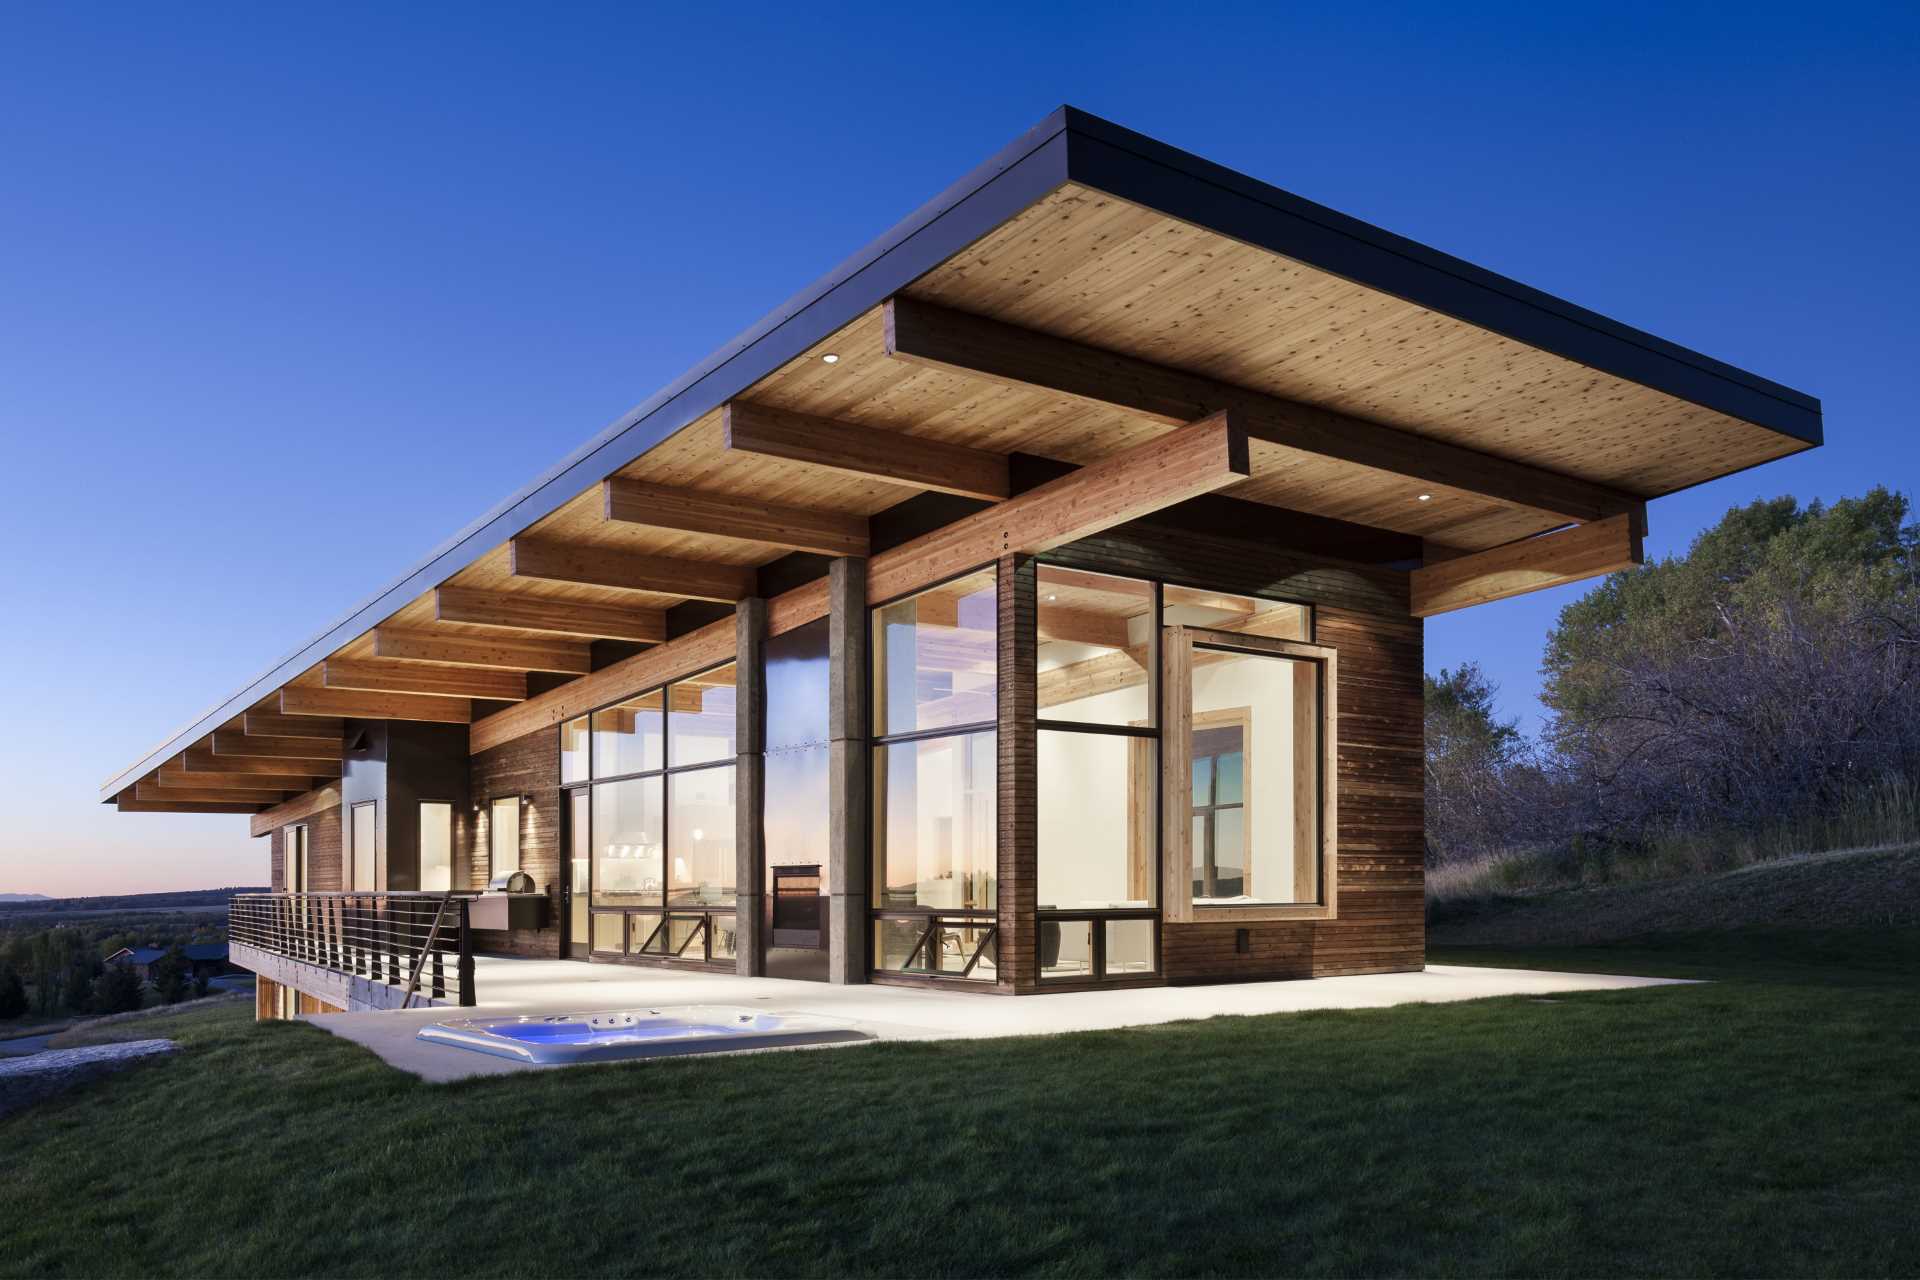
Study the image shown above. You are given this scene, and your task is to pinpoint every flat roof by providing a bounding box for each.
[103,105,1820,803]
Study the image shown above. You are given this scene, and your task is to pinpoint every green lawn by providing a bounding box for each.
[3,930,1916,1278]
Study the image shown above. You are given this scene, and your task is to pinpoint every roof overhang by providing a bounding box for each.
[102,105,1820,804]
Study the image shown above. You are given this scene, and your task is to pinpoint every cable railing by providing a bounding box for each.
[229,892,476,1007]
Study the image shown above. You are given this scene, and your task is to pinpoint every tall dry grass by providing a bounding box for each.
[1427,776,1920,905]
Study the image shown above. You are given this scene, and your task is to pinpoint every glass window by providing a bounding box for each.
[1189,648,1322,906]
[489,796,521,878]
[872,570,997,737]
[1106,919,1155,976]
[1164,585,1308,641]
[592,776,663,907]
[592,913,626,954]
[593,691,663,779]
[632,913,669,955]
[873,731,996,912]
[351,801,377,892]
[669,665,736,767]
[569,789,590,943]
[710,911,738,963]
[419,802,452,893]
[1041,919,1095,980]
[1038,567,1153,726]
[767,618,832,944]
[287,824,308,893]
[560,715,589,784]
[1038,731,1155,910]
[668,767,736,906]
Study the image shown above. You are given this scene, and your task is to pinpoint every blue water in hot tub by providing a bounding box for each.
[416,1006,865,1064]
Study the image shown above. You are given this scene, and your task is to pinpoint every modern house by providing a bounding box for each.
[100,109,1820,1015]
[107,944,234,986]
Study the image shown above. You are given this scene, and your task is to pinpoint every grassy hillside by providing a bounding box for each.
[3,931,1916,1278]
[1430,843,1920,949]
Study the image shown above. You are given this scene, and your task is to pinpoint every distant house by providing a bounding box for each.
[107,944,233,985]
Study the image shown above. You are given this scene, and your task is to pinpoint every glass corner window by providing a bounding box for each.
[872,569,998,737]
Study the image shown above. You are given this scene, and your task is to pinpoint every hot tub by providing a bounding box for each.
[415,1006,867,1064]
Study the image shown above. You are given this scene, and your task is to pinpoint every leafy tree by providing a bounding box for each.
[0,966,27,1019]
[61,957,97,1013]
[152,945,190,1005]
[90,963,143,1014]
[1423,664,1554,864]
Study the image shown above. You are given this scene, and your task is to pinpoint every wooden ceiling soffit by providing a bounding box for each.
[280,686,473,725]
[136,781,288,804]
[324,658,527,702]
[470,616,737,755]
[434,586,667,643]
[240,712,343,741]
[180,748,342,778]
[373,628,591,674]
[865,410,1250,603]
[722,401,1010,502]
[250,783,344,838]
[883,296,1642,528]
[510,537,756,603]
[602,477,870,558]
[157,767,314,792]
[210,731,343,762]
[1410,511,1645,618]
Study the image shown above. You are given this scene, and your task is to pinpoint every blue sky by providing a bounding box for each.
[2,2,1914,894]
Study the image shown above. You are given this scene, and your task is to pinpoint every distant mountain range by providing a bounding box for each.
[0,893,50,902]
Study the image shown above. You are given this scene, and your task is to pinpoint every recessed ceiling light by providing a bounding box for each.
[1417,493,1433,502]
[820,353,840,364]
[1045,594,1057,602]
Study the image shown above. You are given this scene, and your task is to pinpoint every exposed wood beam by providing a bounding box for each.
[181,748,341,779]
[158,768,315,793]
[884,296,1641,527]
[723,400,1009,501]
[119,794,265,815]
[250,783,344,838]
[434,586,666,644]
[324,658,527,702]
[1410,511,1646,617]
[603,477,869,558]
[280,686,473,724]
[373,628,591,675]
[136,781,288,805]
[211,732,342,762]
[510,537,756,604]
[240,712,343,741]
[1038,648,1149,710]
[1036,566,1154,599]
[470,616,737,755]
[865,410,1251,603]
[1037,605,1131,649]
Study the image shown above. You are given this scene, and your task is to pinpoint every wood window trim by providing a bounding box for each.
[1159,626,1338,924]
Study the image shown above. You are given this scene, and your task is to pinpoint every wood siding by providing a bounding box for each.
[265,802,341,893]
[464,729,562,958]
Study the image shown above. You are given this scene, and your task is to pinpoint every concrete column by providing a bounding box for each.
[734,597,767,976]
[996,554,1038,993]
[827,557,869,984]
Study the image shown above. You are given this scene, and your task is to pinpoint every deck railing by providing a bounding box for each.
[229,892,476,1007]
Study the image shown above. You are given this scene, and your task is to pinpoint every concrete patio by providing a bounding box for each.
[305,956,1698,1082]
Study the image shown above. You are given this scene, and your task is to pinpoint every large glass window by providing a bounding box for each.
[1038,568,1154,727]
[1184,643,1326,909]
[419,802,452,892]
[350,801,377,892]
[668,767,735,906]
[872,569,998,982]
[560,715,589,785]
[593,692,663,779]
[592,776,662,907]
[874,730,997,911]
[1038,730,1155,910]
[873,570,997,736]
[1164,585,1309,641]
[563,661,738,967]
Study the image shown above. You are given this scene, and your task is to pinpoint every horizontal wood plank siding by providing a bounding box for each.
[464,728,562,958]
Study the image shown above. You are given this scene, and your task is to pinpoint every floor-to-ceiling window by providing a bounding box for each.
[1034,567,1160,982]
[559,663,738,967]
[870,567,998,982]
[419,802,452,892]
[765,616,830,981]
